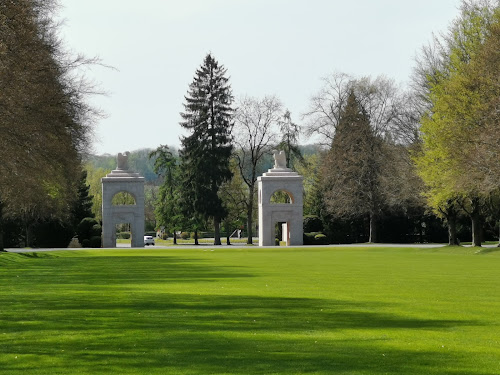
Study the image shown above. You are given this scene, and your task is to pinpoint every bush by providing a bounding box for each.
[82,238,91,248]
[180,232,189,239]
[90,236,102,248]
[117,232,131,239]
[77,217,99,244]
[32,220,74,248]
[162,233,168,240]
[314,233,329,245]
[304,232,328,245]
[303,215,323,233]
[91,224,102,237]
[303,232,320,245]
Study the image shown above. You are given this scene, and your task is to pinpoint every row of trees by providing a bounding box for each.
[150,54,311,245]
[3,1,496,248]
[151,0,500,247]
[413,0,500,246]
[0,0,99,249]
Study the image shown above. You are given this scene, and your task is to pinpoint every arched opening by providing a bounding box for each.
[112,191,136,205]
[115,222,132,247]
[270,190,294,204]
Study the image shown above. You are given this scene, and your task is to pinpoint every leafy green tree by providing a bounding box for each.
[413,0,499,246]
[0,0,100,249]
[179,54,234,245]
[219,159,247,244]
[85,164,111,222]
[150,145,183,244]
[296,153,325,217]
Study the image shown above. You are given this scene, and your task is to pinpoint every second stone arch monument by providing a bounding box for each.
[258,151,303,246]
[102,152,145,248]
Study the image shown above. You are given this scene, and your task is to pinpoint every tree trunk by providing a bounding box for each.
[173,230,177,245]
[369,213,378,243]
[0,203,4,251]
[214,216,221,245]
[418,219,424,244]
[246,186,254,245]
[471,211,482,247]
[225,220,231,245]
[447,215,459,246]
[498,220,500,247]
[194,229,199,245]
[25,221,32,248]
[0,221,4,252]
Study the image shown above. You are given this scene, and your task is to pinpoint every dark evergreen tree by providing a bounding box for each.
[71,170,94,230]
[179,54,234,245]
[321,91,384,242]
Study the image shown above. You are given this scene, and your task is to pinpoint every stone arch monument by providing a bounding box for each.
[257,151,303,246]
[102,152,145,247]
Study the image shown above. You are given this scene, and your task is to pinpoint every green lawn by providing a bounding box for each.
[1,246,500,374]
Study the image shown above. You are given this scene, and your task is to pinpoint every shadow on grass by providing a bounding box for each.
[475,247,500,255]
[0,252,493,375]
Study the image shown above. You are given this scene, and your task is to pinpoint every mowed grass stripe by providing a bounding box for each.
[0,247,499,374]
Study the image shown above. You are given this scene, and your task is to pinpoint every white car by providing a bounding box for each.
[144,235,155,246]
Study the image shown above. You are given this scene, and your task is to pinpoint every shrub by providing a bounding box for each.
[314,233,328,245]
[118,232,131,239]
[303,232,319,245]
[91,224,102,237]
[32,220,74,248]
[90,236,102,248]
[82,238,91,248]
[180,232,189,239]
[304,232,328,245]
[77,217,99,244]
[303,215,323,233]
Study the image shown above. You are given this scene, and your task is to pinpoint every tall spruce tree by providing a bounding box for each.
[71,170,94,230]
[179,54,234,245]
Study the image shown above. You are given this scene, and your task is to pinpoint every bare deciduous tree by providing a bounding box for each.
[304,72,415,145]
[233,95,283,244]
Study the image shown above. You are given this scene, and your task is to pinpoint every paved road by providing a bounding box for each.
[4,242,459,253]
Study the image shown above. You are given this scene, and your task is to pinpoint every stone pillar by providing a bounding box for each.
[257,151,303,246]
[101,152,145,248]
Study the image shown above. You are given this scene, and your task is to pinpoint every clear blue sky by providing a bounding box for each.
[58,0,462,155]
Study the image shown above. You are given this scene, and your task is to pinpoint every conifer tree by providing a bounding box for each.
[277,110,304,169]
[321,91,384,242]
[179,54,234,245]
[71,170,95,231]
